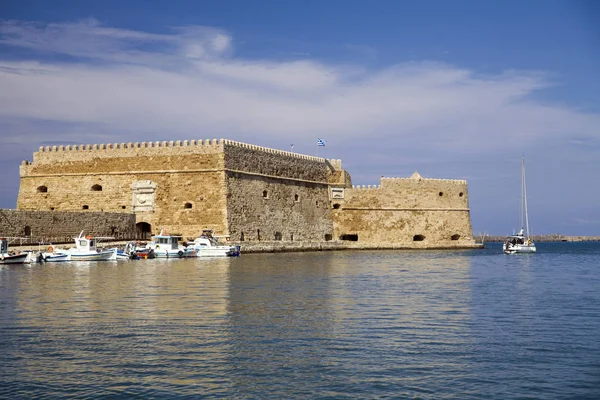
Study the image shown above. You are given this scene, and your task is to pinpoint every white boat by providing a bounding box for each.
[187,230,241,257]
[504,156,536,254]
[43,232,116,261]
[0,237,29,265]
[41,246,71,262]
[147,230,196,258]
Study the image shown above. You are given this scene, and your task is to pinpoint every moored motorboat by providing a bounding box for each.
[186,230,241,257]
[42,246,71,262]
[147,230,196,258]
[0,238,28,265]
[42,232,116,261]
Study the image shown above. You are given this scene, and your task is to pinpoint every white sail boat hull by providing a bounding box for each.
[504,242,536,254]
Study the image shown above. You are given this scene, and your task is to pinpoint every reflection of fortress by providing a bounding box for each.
[17,138,478,248]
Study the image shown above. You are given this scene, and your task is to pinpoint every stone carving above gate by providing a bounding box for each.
[131,180,157,212]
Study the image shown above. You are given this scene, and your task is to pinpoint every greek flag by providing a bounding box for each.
[317,138,326,147]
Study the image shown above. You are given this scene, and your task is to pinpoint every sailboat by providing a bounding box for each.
[504,156,536,254]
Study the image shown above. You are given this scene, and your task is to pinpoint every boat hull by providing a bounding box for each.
[69,250,115,261]
[0,253,29,265]
[504,244,537,254]
[44,253,71,262]
[152,249,197,258]
[195,246,241,257]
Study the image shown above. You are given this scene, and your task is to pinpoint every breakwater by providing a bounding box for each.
[480,234,600,242]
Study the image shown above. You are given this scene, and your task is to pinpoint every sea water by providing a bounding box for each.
[1,243,599,399]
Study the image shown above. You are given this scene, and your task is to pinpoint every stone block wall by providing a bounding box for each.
[17,140,228,238]
[332,174,475,247]
[0,209,136,244]
[223,144,334,242]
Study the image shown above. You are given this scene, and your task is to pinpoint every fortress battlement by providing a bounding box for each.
[31,138,342,168]
[352,185,381,190]
[381,177,467,185]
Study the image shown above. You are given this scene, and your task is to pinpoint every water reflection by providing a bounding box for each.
[2,259,236,397]
[2,246,598,398]
[225,250,474,397]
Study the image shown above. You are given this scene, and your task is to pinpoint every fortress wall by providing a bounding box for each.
[18,143,228,238]
[332,209,474,247]
[222,142,334,242]
[0,209,135,243]
[332,175,474,246]
[226,172,333,242]
[340,177,469,209]
[134,170,228,238]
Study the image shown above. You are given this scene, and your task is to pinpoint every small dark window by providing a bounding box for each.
[290,233,294,241]
[325,234,333,241]
[332,203,341,209]
[459,192,464,197]
[340,234,358,241]
[184,202,193,209]
[24,226,31,236]
[315,200,319,207]
[439,192,443,196]
[121,205,126,209]
[82,205,89,210]
[274,232,282,241]
[37,185,48,193]
[257,229,261,241]
[50,207,55,211]
[294,194,299,202]
[92,184,102,191]
[413,234,425,241]
[263,190,268,198]
[451,234,461,241]
[240,232,245,242]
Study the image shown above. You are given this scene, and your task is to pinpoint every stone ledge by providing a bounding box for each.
[234,241,484,253]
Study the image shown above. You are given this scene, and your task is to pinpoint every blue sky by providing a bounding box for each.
[1,0,599,235]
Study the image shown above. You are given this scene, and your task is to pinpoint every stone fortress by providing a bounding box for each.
[16,138,479,249]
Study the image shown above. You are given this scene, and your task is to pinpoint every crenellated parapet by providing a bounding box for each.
[352,185,381,190]
[37,138,226,153]
[30,138,344,168]
[380,177,467,185]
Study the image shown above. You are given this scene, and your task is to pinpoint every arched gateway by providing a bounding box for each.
[136,222,152,240]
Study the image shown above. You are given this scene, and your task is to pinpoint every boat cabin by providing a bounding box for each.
[506,236,525,245]
[76,236,97,252]
[0,238,8,254]
[151,235,181,250]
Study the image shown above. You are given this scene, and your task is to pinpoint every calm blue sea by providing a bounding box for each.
[1,242,599,399]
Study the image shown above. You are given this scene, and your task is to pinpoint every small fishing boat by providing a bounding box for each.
[504,156,536,254]
[42,246,71,262]
[0,237,28,265]
[187,230,241,257]
[147,230,196,258]
[43,232,116,261]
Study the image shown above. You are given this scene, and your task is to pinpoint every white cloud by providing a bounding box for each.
[0,19,598,154]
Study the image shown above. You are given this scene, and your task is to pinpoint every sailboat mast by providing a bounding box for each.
[520,156,524,232]
[523,156,531,239]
